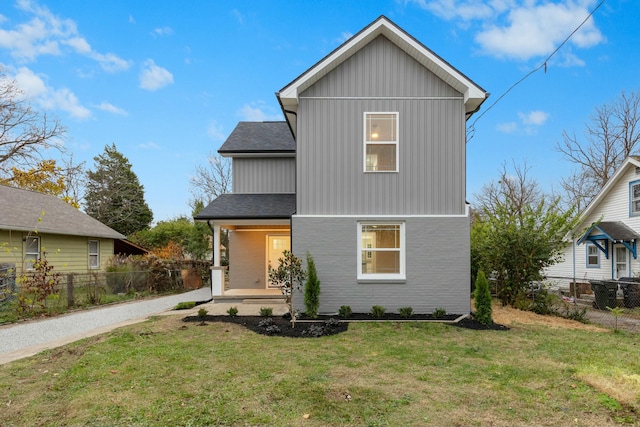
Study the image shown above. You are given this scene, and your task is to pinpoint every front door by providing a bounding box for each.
[615,246,629,279]
[266,235,290,288]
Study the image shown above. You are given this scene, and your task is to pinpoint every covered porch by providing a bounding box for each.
[577,221,640,279]
[194,193,295,302]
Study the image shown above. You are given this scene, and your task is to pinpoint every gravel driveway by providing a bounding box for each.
[0,287,211,364]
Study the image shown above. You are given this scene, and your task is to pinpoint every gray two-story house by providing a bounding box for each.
[196,16,487,314]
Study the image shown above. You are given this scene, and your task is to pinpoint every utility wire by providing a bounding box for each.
[466,0,606,142]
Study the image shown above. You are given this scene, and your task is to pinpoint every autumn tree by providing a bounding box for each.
[558,89,640,211]
[129,214,210,260]
[84,143,153,236]
[471,162,578,306]
[0,69,66,175]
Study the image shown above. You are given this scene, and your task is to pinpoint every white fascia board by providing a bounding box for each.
[576,157,640,228]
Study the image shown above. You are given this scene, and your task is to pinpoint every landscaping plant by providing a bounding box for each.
[371,305,386,318]
[338,305,352,318]
[304,252,320,318]
[268,250,306,326]
[474,270,493,325]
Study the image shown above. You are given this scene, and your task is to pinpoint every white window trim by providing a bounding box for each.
[363,112,399,173]
[586,242,600,268]
[25,236,40,271]
[89,240,99,269]
[357,221,405,281]
[631,180,640,216]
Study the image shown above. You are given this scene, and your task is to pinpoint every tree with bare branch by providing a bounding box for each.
[0,69,66,176]
[189,152,231,207]
[558,89,640,211]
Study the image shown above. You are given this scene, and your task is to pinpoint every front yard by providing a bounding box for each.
[0,305,638,427]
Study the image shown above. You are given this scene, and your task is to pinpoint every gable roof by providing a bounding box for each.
[277,15,488,136]
[0,185,125,239]
[218,122,295,156]
[578,221,640,245]
[576,156,640,228]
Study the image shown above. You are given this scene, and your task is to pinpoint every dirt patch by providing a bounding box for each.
[492,304,609,332]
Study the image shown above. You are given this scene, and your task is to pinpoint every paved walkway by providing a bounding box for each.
[0,287,212,365]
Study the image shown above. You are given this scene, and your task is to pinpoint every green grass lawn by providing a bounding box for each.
[1,313,639,427]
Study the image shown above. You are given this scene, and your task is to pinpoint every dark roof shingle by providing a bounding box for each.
[218,122,295,154]
[195,194,295,220]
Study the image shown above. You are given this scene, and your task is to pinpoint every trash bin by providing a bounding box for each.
[590,280,618,310]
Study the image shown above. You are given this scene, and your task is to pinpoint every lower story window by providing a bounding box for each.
[89,240,99,269]
[358,222,405,280]
[25,236,40,270]
[586,243,600,268]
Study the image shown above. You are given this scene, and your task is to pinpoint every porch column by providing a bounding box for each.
[210,223,224,297]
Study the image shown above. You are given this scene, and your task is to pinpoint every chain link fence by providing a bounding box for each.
[545,275,640,332]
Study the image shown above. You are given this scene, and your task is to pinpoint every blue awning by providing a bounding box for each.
[577,221,640,259]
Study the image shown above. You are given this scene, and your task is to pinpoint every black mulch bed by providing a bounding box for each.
[182,313,509,337]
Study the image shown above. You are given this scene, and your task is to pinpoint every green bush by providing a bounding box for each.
[197,308,208,319]
[432,307,447,319]
[338,305,352,318]
[175,301,195,310]
[399,307,414,318]
[370,305,386,318]
[474,270,493,325]
[227,306,239,317]
[304,253,321,318]
[259,306,273,317]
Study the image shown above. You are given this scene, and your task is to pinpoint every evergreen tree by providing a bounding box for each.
[84,143,153,236]
[474,270,492,325]
[304,252,320,318]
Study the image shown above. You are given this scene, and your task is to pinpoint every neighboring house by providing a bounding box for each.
[196,16,488,314]
[0,185,126,274]
[546,156,640,289]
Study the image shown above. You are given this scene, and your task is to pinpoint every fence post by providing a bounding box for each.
[67,274,74,308]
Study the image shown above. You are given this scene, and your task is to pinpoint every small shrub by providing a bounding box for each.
[259,306,273,317]
[175,301,196,310]
[258,318,275,328]
[338,305,352,318]
[432,307,447,319]
[532,288,559,315]
[264,324,281,335]
[560,303,588,323]
[226,306,239,317]
[473,270,493,325]
[302,323,326,338]
[197,308,208,319]
[304,252,321,318]
[370,305,386,318]
[325,317,341,328]
[399,306,414,318]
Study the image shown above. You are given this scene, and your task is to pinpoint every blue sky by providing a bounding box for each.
[0,0,637,222]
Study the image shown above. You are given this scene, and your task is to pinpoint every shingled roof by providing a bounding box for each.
[0,185,125,239]
[194,193,295,220]
[218,122,295,155]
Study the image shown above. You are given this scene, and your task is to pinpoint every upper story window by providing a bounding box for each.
[25,236,40,270]
[364,112,398,172]
[586,243,600,268]
[358,222,405,281]
[89,240,99,269]
[631,180,640,216]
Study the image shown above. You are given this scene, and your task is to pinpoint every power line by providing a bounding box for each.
[466,0,606,142]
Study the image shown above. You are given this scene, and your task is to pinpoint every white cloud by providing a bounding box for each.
[496,121,517,134]
[231,9,244,24]
[139,59,173,91]
[128,15,135,24]
[237,101,282,121]
[95,102,127,116]
[336,32,353,44]
[151,26,174,37]
[0,0,131,72]
[518,110,549,126]
[14,66,91,119]
[409,0,604,63]
[207,120,225,141]
[139,141,161,150]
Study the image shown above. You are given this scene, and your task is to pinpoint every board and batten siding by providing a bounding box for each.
[0,231,114,274]
[296,35,466,216]
[292,215,471,314]
[232,157,295,194]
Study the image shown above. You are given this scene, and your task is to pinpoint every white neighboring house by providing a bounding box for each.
[546,156,640,293]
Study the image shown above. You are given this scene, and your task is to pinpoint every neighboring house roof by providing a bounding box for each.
[277,15,488,136]
[576,156,640,228]
[218,122,295,156]
[0,185,125,239]
[578,221,640,244]
[194,194,296,220]
[114,239,149,256]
